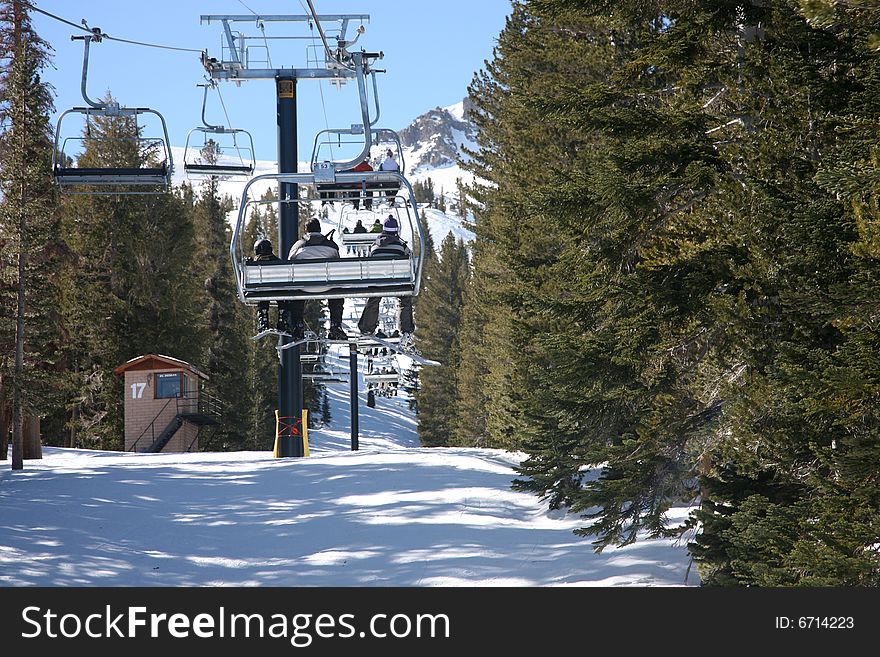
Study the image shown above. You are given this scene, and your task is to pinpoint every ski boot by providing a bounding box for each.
[328,324,348,341]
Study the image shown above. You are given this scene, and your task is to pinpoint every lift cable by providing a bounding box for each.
[12,0,203,54]
[298,1,336,162]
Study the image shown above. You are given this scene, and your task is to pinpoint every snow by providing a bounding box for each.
[443,100,466,122]
[0,329,697,588]
[421,206,475,244]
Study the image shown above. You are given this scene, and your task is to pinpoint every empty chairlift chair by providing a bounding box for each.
[183,82,256,179]
[52,34,173,194]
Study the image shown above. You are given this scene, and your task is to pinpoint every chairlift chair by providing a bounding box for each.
[311,126,406,206]
[302,362,346,382]
[52,34,173,194]
[302,374,348,384]
[183,83,256,178]
[308,54,406,206]
[300,340,328,361]
[232,171,425,304]
[363,371,399,385]
[340,230,377,256]
[337,205,382,256]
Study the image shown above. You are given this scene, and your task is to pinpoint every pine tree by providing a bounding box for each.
[512,0,880,580]
[0,0,62,467]
[415,233,470,446]
[458,2,587,461]
[318,388,329,426]
[454,178,468,219]
[191,171,251,450]
[451,268,490,447]
[687,0,880,585]
[60,100,202,450]
[460,0,740,550]
[413,177,436,205]
[242,189,281,448]
[520,0,735,546]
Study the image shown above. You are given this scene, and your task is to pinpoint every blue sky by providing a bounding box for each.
[30,0,511,162]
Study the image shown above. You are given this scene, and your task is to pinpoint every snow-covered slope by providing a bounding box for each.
[0,339,697,587]
[399,99,478,243]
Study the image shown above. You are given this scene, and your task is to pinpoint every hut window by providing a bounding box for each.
[155,372,183,399]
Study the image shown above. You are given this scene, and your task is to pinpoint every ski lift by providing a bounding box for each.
[302,374,348,384]
[231,171,425,303]
[52,33,173,194]
[302,362,346,382]
[310,128,405,205]
[308,53,405,204]
[337,205,379,256]
[300,340,328,363]
[183,82,256,178]
[365,364,400,397]
[363,371,399,385]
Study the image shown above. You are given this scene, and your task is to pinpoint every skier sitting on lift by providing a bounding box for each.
[287,218,347,341]
[378,149,400,202]
[251,238,294,335]
[357,215,414,343]
[379,148,399,172]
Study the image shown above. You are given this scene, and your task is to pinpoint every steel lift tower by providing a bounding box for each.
[200,9,371,457]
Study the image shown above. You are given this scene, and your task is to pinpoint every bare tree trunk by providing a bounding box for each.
[67,402,78,449]
[12,229,25,471]
[23,415,41,459]
[10,0,25,472]
[698,452,712,502]
[0,398,9,460]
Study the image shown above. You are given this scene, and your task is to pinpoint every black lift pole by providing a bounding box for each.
[349,341,359,451]
[276,77,303,457]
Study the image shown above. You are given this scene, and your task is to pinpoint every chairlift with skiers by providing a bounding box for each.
[230,52,425,304]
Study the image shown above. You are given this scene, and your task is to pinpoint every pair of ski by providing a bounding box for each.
[252,328,440,366]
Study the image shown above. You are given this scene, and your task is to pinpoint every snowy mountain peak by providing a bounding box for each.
[399,97,477,173]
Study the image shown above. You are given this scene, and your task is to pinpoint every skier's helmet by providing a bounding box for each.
[254,238,273,256]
